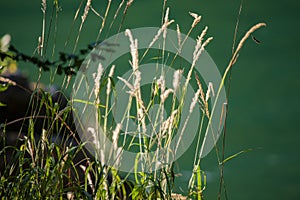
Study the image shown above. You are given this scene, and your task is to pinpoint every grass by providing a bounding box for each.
[0,0,265,199]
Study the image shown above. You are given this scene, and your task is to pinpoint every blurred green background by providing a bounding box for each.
[1,0,300,199]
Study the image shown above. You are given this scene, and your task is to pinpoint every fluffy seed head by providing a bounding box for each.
[173,69,183,91]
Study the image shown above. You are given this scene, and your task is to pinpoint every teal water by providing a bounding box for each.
[1,0,300,199]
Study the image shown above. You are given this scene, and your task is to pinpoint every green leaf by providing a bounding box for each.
[0,83,9,92]
[221,148,254,165]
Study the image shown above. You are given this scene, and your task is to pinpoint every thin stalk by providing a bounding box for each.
[198,22,266,161]
[96,0,112,42]
[218,2,244,199]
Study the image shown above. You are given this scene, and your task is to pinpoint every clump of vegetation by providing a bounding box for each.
[0,0,265,199]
